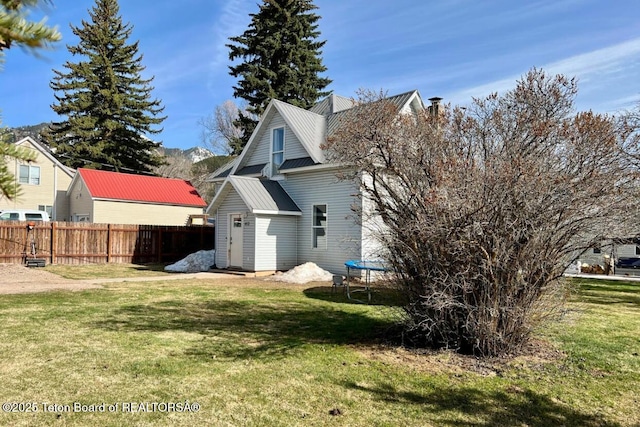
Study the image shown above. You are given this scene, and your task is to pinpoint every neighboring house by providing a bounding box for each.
[206,90,430,274]
[0,136,74,220]
[68,168,207,225]
[578,239,640,267]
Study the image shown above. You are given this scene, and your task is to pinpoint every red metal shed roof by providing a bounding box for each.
[77,168,206,207]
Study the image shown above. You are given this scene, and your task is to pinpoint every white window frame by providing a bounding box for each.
[38,205,53,217]
[19,164,40,185]
[312,204,327,250]
[270,126,285,177]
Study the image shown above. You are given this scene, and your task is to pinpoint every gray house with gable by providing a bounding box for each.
[206,90,428,274]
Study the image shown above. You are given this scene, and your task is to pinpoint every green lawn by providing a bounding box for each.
[0,273,638,426]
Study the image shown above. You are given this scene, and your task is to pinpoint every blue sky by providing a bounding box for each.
[1,0,638,151]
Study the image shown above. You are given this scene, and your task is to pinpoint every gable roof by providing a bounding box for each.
[207,176,301,216]
[230,99,326,176]
[71,168,206,207]
[226,90,426,178]
[326,90,425,137]
[309,94,357,115]
[207,157,237,181]
[15,136,75,177]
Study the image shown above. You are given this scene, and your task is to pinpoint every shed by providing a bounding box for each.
[67,168,207,225]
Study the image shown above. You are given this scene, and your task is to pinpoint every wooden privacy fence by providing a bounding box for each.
[0,221,215,265]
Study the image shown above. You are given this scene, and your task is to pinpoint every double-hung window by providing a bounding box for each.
[38,205,53,217]
[19,165,40,185]
[312,204,327,249]
[272,127,284,176]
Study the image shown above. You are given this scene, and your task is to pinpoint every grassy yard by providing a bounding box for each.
[0,271,638,426]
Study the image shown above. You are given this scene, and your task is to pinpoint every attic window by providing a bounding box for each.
[272,127,284,175]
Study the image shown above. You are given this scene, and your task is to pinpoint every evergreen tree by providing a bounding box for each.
[44,0,165,173]
[0,0,59,200]
[227,0,331,153]
[0,0,61,53]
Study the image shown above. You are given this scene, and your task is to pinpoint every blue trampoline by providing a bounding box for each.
[344,260,388,303]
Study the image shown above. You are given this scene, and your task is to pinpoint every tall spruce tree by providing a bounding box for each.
[227,0,331,154]
[45,0,165,173]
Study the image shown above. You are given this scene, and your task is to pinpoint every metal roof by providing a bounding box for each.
[309,94,356,115]
[228,176,300,214]
[326,90,424,137]
[207,158,237,181]
[279,157,317,170]
[76,168,207,207]
[236,163,267,175]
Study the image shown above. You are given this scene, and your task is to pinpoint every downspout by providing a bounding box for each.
[52,164,58,220]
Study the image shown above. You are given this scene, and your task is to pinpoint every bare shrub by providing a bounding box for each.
[324,69,639,356]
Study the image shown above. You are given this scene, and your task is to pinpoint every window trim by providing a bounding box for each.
[270,126,285,177]
[38,205,53,218]
[312,203,328,250]
[19,164,40,185]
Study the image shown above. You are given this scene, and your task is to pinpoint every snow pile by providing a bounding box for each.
[269,262,333,284]
[164,250,215,273]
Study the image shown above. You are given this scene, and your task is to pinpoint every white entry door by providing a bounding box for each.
[229,214,243,268]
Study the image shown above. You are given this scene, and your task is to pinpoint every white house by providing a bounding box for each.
[206,90,428,274]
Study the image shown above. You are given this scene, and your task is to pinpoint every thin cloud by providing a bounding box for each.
[446,37,640,107]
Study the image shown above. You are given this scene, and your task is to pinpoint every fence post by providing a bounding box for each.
[107,223,111,263]
[50,222,56,265]
[157,227,163,263]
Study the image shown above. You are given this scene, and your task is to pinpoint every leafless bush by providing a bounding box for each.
[324,69,640,356]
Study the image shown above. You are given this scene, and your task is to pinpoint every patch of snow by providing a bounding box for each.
[269,262,333,284]
[165,250,215,273]
[186,147,214,163]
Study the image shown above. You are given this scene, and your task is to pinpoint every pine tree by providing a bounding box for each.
[0,0,61,53]
[227,0,331,153]
[44,0,165,173]
[0,0,59,200]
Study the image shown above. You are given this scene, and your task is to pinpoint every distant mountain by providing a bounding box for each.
[4,122,214,163]
[185,146,214,163]
[3,122,49,144]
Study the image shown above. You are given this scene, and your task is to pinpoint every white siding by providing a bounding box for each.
[361,185,386,261]
[254,215,298,271]
[215,188,252,269]
[616,244,639,258]
[283,127,310,161]
[281,170,362,274]
[244,114,309,167]
[243,213,256,271]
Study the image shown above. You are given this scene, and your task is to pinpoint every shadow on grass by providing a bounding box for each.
[574,281,640,308]
[93,299,395,360]
[342,381,620,427]
[303,285,407,307]
[131,263,169,272]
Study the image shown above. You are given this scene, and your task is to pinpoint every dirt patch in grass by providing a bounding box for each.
[356,338,566,377]
[0,263,102,294]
